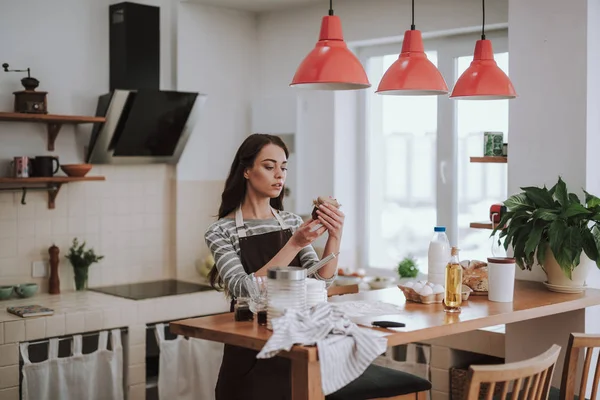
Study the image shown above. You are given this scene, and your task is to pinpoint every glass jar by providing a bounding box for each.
[266,267,307,330]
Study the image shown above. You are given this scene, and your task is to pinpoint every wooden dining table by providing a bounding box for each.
[170,280,600,400]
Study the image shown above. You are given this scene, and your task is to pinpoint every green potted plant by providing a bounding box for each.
[397,256,420,283]
[65,238,104,291]
[491,176,600,292]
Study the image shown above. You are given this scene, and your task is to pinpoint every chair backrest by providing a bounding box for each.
[327,284,359,297]
[560,333,600,400]
[465,344,561,400]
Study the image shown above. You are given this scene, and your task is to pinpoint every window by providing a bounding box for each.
[359,31,509,274]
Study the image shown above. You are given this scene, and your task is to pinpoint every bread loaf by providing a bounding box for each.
[461,259,489,292]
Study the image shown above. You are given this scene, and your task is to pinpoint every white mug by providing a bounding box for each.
[487,257,516,303]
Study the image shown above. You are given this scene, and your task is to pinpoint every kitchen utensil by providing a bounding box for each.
[0,286,14,300]
[60,164,92,177]
[305,252,339,276]
[10,156,32,178]
[14,283,38,298]
[32,156,60,177]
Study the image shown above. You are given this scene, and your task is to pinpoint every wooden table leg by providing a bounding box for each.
[291,357,325,400]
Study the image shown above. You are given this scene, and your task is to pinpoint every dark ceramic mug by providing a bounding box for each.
[31,156,60,177]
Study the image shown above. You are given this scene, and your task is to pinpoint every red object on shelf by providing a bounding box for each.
[290,15,370,90]
[450,40,516,100]
[377,29,448,95]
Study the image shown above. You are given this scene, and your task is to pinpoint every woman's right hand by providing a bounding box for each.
[290,219,327,249]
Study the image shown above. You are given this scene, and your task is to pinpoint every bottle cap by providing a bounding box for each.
[434,226,446,232]
[451,247,460,256]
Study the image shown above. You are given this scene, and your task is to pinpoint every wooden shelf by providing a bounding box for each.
[469,222,507,230]
[0,176,105,209]
[0,176,104,184]
[470,156,507,163]
[0,112,105,151]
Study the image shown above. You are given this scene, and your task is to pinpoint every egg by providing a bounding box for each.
[432,284,444,294]
[403,281,414,288]
[419,286,433,296]
[412,283,424,292]
[426,282,435,288]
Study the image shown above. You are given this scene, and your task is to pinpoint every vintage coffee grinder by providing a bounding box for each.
[2,63,47,114]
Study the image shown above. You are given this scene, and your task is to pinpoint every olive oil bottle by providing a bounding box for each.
[444,247,462,313]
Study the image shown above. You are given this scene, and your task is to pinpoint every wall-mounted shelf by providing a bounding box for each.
[0,112,105,151]
[0,176,105,209]
[469,222,507,230]
[470,156,507,163]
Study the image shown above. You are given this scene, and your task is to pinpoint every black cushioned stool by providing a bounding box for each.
[326,364,431,400]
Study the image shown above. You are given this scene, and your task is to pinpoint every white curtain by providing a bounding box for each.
[155,323,223,400]
[20,329,124,400]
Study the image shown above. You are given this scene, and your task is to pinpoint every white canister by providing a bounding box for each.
[487,257,516,302]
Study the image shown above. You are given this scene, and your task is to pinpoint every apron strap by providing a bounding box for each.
[97,331,109,351]
[235,208,247,238]
[48,338,59,360]
[20,343,31,364]
[235,207,288,238]
[111,329,122,351]
[72,335,83,356]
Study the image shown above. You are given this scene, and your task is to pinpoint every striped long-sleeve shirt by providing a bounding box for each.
[205,211,336,298]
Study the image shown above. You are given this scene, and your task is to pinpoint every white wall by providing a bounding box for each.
[0,0,177,290]
[176,2,258,181]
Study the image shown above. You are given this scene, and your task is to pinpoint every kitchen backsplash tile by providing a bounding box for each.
[0,165,176,290]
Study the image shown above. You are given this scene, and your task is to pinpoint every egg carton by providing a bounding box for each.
[398,285,473,304]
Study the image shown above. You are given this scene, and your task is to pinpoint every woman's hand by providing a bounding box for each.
[290,219,327,249]
[316,202,345,240]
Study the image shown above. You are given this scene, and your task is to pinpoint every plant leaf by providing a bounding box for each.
[553,177,569,207]
[569,193,582,204]
[548,219,567,258]
[504,193,533,211]
[522,186,555,209]
[532,209,558,221]
[584,190,600,208]
[524,222,544,259]
[581,227,599,262]
[565,202,591,218]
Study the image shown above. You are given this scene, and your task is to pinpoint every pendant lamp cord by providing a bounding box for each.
[481,0,486,39]
[411,0,415,30]
[329,0,334,15]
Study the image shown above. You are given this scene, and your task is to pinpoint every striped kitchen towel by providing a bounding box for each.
[256,302,388,395]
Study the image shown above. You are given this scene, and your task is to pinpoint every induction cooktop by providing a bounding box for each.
[89,279,214,300]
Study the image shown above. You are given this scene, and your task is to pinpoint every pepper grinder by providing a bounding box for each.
[48,244,60,294]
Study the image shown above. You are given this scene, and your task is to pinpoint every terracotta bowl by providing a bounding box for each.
[61,164,92,177]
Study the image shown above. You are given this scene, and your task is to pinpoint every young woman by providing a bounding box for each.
[205,133,344,400]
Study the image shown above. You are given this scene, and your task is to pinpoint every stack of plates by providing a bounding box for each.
[306,278,327,308]
[267,280,306,330]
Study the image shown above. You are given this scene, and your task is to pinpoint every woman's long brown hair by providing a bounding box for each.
[208,134,289,291]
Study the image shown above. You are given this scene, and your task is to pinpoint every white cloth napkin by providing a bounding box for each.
[256,302,388,395]
[330,300,403,318]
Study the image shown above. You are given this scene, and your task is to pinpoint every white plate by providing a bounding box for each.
[543,281,586,294]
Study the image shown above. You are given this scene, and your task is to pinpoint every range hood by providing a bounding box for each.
[86,89,207,165]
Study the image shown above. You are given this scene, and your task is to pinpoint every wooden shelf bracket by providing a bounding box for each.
[47,184,62,209]
[47,123,63,151]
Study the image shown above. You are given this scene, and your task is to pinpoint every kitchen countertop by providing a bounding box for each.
[0,287,230,342]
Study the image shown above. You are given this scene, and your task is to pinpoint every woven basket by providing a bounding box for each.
[450,368,505,400]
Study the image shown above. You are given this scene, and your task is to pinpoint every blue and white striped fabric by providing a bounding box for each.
[256,302,388,395]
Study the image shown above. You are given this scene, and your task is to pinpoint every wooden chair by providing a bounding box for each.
[560,333,600,399]
[327,284,359,297]
[465,344,561,400]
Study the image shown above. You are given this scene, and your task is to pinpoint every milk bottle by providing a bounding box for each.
[428,226,451,285]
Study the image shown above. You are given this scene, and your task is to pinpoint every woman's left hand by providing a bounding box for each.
[316,202,345,240]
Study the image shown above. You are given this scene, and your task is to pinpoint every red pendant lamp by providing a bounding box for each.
[450,0,516,100]
[376,0,448,96]
[290,0,370,90]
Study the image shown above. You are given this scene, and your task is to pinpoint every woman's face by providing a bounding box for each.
[244,144,287,198]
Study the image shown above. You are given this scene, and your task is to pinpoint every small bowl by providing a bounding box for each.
[60,164,92,177]
[14,283,38,298]
[0,286,14,300]
[368,277,396,290]
[334,275,362,286]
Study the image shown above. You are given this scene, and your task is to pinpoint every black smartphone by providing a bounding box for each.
[372,320,406,328]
